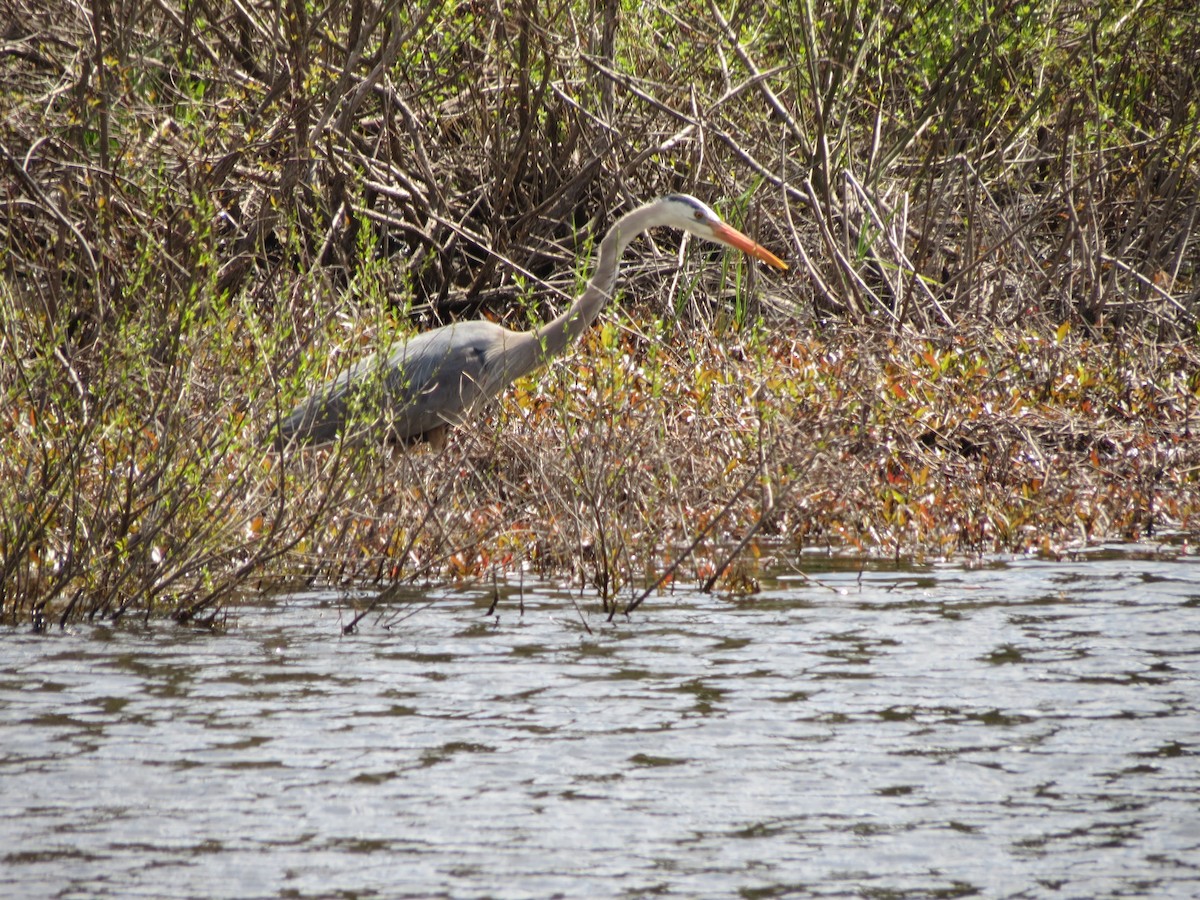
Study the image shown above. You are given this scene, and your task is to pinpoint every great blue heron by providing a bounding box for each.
[276,193,787,449]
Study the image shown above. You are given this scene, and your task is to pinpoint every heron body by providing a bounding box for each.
[276,194,786,449]
[277,320,522,448]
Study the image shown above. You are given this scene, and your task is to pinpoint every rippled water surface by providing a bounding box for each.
[3,546,1199,899]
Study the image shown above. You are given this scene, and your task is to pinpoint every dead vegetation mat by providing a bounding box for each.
[1,0,1198,626]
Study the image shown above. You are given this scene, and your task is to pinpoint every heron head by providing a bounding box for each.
[660,194,788,271]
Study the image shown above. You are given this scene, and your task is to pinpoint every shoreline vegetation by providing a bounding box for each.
[2,0,1197,627]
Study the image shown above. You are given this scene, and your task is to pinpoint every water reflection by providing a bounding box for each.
[2,546,1199,899]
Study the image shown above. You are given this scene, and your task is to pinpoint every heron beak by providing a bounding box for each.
[710,221,789,271]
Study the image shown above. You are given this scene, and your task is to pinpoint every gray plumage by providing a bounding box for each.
[275,194,786,449]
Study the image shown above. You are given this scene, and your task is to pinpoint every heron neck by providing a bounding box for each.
[532,202,659,363]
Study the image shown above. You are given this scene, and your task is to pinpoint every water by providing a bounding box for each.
[2,545,1198,899]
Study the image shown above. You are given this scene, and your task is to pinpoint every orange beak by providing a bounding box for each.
[711,221,789,271]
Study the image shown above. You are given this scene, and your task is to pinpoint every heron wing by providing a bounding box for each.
[278,321,513,446]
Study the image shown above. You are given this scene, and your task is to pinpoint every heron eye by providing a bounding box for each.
[693,210,704,220]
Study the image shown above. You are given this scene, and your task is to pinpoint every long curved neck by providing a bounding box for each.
[531,200,662,364]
